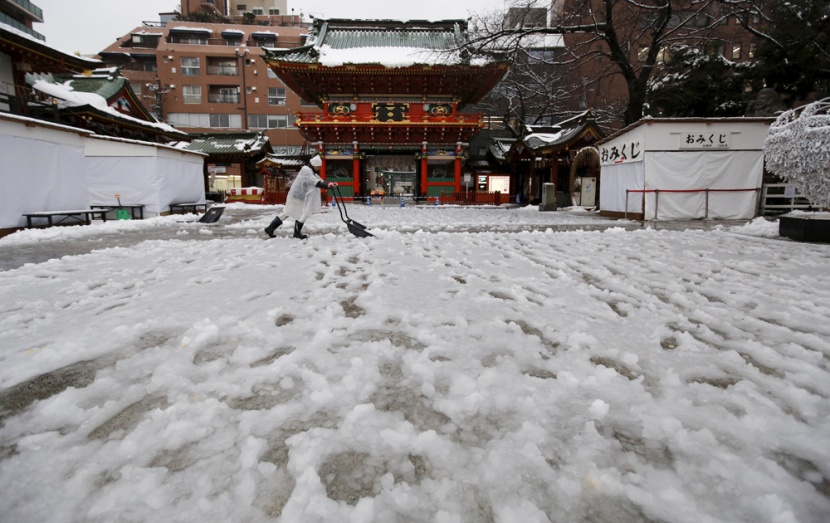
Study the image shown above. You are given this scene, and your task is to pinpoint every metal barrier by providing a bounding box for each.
[759,183,814,215]
[625,188,761,220]
[438,191,506,206]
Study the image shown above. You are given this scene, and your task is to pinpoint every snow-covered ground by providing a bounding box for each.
[0,204,828,523]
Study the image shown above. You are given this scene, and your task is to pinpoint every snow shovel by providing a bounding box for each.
[332,186,373,238]
[198,206,224,223]
[114,194,131,220]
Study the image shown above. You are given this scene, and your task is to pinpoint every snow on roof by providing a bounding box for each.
[318,45,465,68]
[30,79,184,135]
[0,21,100,65]
[221,29,245,34]
[85,67,120,78]
[526,130,567,144]
[518,33,565,49]
[131,30,163,36]
[168,26,213,33]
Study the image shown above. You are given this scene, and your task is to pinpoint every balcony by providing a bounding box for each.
[0,12,44,40]
[208,89,240,104]
[6,0,43,22]
[206,64,239,76]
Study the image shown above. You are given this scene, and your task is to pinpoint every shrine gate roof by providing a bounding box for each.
[263,18,509,107]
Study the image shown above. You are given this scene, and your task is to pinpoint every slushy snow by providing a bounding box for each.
[0,204,828,523]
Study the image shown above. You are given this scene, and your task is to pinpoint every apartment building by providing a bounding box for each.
[99,16,318,159]
[0,0,44,40]
[180,0,290,18]
[556,0,763,126]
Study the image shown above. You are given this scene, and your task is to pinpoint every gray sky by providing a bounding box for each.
[35,0,510,56]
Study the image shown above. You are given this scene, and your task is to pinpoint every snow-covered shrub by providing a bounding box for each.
[764,98,830,209]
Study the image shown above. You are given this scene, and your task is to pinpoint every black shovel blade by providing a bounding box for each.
[347,221,373,237]
[198,206,224,223]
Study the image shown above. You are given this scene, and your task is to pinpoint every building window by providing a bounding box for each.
[207,57,238,76]
[252,8,263,15]
[131,34,160,48]
[211,114,229,127]
[141,62,157,72]
[731,44,741,60]
[707,40,725,57]
[252,35,278,48]
[269,8,280,15]
[248,114,266,128]
[225,37,242,46]
[248,114,297,129]
[182,85,201,104]
[181,57,200,76]
[526,49,556,63]
[209,114,242,128]
[131,84,142,96]
[168,113,241,128]
[237,4,247,10]
[208,86,240,104]
[748,43,756,59]
[268,87,286,105]
[170,33,208,45]
[168,113,209,127]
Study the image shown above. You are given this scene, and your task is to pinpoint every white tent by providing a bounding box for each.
[597,118,772,220]
[0,113,206,232]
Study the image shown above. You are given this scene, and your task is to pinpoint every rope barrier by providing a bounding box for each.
[625,188,761,220]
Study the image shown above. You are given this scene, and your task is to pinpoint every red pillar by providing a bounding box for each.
[353,152,361,195]
[454,142,463,193]
[420,142,428,196]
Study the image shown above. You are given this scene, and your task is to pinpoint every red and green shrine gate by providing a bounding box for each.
[263,18,509,198]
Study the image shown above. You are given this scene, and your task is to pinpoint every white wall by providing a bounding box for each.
[83,137,205,215]
[0,114,205,230]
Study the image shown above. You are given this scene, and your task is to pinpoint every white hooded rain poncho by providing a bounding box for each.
[284,164,324,223]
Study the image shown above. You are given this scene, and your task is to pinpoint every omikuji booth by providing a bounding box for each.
[596,118,773,221]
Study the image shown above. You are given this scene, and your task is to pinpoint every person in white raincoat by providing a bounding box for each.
[264,155,338,239]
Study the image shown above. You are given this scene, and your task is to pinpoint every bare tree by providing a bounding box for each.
[476,42,570,130]
[468,0,741,126]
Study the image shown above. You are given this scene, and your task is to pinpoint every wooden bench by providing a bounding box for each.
[169,202,210,215]
[90,203,145,220]
[22,209,113,228]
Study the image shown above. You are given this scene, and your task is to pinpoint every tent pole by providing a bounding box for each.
[705,189,710,219]
[654,189,659,220]
[625,190,629,220]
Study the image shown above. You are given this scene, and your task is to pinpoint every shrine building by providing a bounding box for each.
[262,18,510,198]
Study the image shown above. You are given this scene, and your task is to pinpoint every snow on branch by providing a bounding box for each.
[764,98,830,209]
